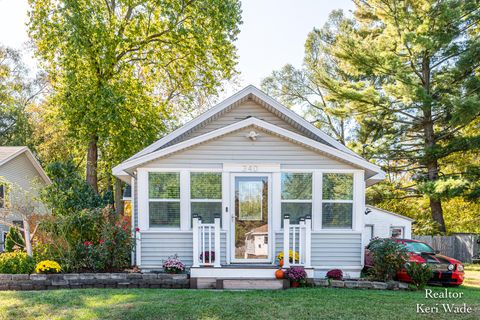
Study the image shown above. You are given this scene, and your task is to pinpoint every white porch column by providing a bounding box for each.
[214,216,221,268]
[192,214,200,268]
[305,215,312,268]
[283,214,290,268]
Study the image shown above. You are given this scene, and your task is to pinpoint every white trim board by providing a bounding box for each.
[113,85,365,175]
[114,117,384,178]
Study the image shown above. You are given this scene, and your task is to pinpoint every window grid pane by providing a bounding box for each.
[149,172,180,199]
[281,173,312,200]
[191,202,222,226]
[322,203,353,229]
[190,172,222,199]
[149,202,180,227]
[322,173,353,200]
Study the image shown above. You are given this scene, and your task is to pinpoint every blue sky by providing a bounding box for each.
[0,0,354,88]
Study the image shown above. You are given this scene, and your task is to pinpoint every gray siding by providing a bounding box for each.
[274,232,362,267]
[144,127,356,170]
[141,231,227,268]
[166,101,305,147]
[311,233,362,266]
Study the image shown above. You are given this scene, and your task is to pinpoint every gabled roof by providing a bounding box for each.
[366,205,415,222]
[0,146,51,184]
[114,117,384,178]
[127,85,360,161]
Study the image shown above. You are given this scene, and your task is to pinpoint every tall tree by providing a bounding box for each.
[324,0,480,232]
[28,0,242,195]
[0,46,43,149]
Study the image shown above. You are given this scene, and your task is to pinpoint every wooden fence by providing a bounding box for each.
[412,234,479,263]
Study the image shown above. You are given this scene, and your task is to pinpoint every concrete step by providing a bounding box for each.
[219,278,288,290]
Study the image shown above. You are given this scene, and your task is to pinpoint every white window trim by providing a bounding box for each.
[390,226,405,238]
[280,172,313,229]
[190,172,223,228]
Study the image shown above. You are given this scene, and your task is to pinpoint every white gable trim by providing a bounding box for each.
[366,205,415,222]
[125,85,359,162]
[0,147,51,185]
[114,117,384,176]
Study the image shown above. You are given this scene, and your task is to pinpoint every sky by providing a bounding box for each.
[0,0,354,89]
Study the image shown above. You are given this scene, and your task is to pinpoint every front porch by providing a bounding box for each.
[189,214,315,285]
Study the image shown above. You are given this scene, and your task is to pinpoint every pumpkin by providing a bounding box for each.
[275,269,284,279]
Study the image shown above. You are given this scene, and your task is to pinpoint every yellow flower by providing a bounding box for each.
[35,260,61,274]
[277,250,300,262]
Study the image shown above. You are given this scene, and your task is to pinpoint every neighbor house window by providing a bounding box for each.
[148,172,180,228]
[322,173,353,229]
[390,227,404,239]
[190,172,222,225]
[281,173,312,227]
[0,184,4,208]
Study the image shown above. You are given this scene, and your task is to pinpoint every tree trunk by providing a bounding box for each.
[86,135,99,193]
[23,219,32,257]
[114,177,124,215]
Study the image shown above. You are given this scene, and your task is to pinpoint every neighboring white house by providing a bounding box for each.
[113,85,387,283]
[363,205,414,248]
[0,147,51,251]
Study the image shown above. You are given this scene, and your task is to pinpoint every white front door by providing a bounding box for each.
[230,173,272,263]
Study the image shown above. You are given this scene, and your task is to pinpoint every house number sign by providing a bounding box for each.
[223,163,280,172]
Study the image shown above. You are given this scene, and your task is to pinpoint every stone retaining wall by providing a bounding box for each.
[0,273,189,290]
[314,278,409,290]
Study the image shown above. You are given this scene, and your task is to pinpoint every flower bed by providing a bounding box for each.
[0,272,189,290]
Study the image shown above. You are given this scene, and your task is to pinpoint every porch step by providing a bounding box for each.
[219,278,287,290]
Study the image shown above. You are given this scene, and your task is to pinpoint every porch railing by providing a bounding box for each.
[283,214,311,268]
[192,214,221,268]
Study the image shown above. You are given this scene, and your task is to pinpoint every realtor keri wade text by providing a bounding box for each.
[416,289,474,314]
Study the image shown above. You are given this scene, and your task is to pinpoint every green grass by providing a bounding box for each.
[0,285,479,320]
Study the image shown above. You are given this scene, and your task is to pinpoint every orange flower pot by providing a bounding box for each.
[275,269,284,279]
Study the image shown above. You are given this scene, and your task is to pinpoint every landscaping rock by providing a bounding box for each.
[11,274,29,281]
[330,280,345,288]
[30,274,47,281]
[63,274,80,280]
[398,282,409,290]
[314,279,329,287]
[344,280,359,289]
[0,274,12,281]
[371,282,388,290]
[357,281,373,289]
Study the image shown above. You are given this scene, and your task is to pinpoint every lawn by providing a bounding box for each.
[1,265,479,320]
[0,285,478,320]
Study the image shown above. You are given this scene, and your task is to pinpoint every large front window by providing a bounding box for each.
[281,173,312,227]
[322,173,353,229]
[148,172,180,227]
[190,172,222,225]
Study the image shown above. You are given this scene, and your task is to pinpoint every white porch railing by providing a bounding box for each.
[192,214,221,268]
[283,214,311,268]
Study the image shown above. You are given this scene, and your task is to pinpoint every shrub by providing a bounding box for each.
[35,260,61,274]
[285,266,307,282]
[5,227,25,252]
[368,238,408,281]
[406,262,432,289]
[38,206,134,272]
[162,255,185,274]
[0,252,35,274]
[326,269,343,280]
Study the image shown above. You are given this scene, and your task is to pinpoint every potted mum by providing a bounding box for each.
[162,255,185,274]
[285,266,307,287]
[326,269,343,281]
[277,250,300,267]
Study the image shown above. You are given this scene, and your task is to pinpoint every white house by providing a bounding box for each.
[113,85,386,285]
[363,205,414,248]
[0,147,51,251]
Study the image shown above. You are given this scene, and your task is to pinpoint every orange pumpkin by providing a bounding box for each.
[279,259,284,268]
[275,269,284,279]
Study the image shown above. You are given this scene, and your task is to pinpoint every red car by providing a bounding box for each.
[365,239,464,286]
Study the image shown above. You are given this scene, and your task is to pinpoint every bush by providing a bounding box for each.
[368,238,408,281]
[406,262,432,289]
[326,269,343,280]
[0,252,36,274]
[38,206,134,272]
[35,260,61,274]
[5,227,25,252]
